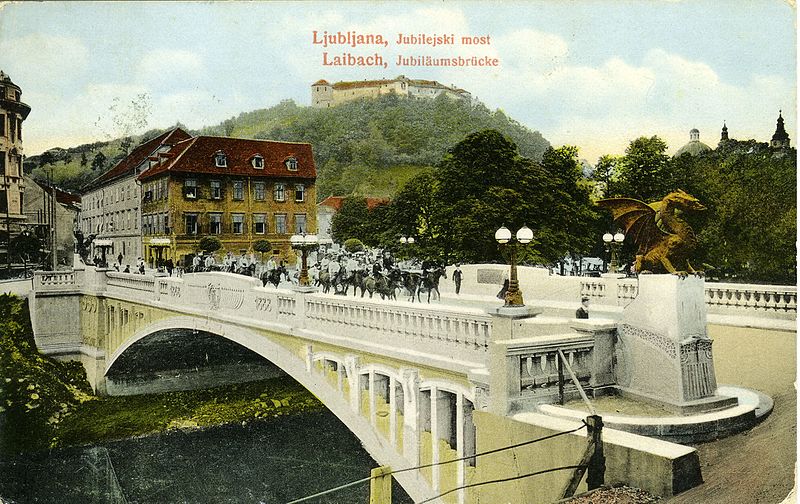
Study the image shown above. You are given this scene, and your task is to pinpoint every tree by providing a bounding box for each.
[11,232,41,275]
[253,239,273,261]
[616,136,671,200]
[592,154,621,198]
[198,236,222,255]
[80,151,88,167]
[330,197,370,243]
[343,238,365,253]
[91,152,107,171]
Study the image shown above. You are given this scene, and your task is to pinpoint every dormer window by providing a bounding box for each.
[285,157,298,171]
[251,155,264,169]
[214,151,227,168]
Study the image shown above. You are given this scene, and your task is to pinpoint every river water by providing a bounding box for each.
[1,329,413,503]
[1,409,412,504]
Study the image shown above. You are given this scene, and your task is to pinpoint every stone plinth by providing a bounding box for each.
[616,274,730,413]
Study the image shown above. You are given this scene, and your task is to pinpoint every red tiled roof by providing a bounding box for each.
[138,136,316,181]
[33,179,81,207]
[312,79,330,86]
[319,196,389,211]
[332,79,396,90]
[85,127,191,190]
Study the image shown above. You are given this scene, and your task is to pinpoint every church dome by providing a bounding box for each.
[674,128,712,157]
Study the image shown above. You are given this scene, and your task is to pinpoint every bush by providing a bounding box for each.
[198,236,222,254]
[343,238,365,253]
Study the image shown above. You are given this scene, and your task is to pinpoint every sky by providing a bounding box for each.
[0,1,796,162]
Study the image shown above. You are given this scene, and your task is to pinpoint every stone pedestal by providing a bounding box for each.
[616,275,731,413]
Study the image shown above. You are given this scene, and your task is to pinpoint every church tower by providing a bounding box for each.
[720,122,729,142]
[770,110,790,148]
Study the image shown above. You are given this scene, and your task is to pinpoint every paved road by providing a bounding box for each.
[665,325,796,504]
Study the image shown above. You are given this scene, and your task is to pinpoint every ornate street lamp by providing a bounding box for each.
[399,235,415,262]
[495,225,533,307]
[602,230,625,274]
[290,232,320,287]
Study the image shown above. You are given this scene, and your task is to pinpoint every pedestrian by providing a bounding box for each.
[576,297,590,319]
[452,263,463,295]
[123,264,130,274]
[166,258,174,276]
[138,258,145,275]
[117,253,123,266]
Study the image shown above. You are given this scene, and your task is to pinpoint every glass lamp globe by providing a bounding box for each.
[602,232,613,243]
[399,236,407,244]
[516,225,533,244]
[407,237,415,244]
[614,232,625,243]
[495,226,512,244]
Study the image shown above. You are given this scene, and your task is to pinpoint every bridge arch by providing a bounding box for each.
[105,315,437,502]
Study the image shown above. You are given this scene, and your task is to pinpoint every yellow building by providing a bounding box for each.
[0,71,31,263]
[138,135,317,267]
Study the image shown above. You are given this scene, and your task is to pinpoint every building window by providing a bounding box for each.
[232,180,244,200]
[214,151,227,168]
[274,183,285,202]
[253,214,266,234]
[0,114,5,137]
[185,213,198,235]
[252,155,264,169]
[209,213,222,235]
[295,214,306,234]
[210,179,222,199]
[164,214,170,234]
[295,184,305,202]
[275,214,287,234]
[285,157,298,171]
[232,213,244,234]
[184,178,197,199]
[253,181,265,201]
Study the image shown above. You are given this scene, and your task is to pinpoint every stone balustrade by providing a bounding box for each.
[33,270,77,291]
[704,282,797,317]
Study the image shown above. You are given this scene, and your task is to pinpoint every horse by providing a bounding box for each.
[418,267,446,303]
[373,269,402,300]
[260,266,286,288]
[400,271,423,302]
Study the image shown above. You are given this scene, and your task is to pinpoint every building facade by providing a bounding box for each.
[23,175,80,267]
[0,71,31,265]
[137,136,317,266]
[311,75,472,108]
[79,128,191,266]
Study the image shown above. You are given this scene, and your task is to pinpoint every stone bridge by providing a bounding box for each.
[27,266,796,504]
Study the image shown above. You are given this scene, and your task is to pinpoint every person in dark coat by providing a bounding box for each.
[576,297,590,319]
[497,278,509,299]
[166,258,174,276]
[452,264,463,295]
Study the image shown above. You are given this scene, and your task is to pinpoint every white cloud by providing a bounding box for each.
[0,34,88,89]
[136,49,207,90]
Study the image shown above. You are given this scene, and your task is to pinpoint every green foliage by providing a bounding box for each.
[359,130,599,264]
[198,236,222,254]
[343,238,365,253]
[253,239,272,254]
[597,136,796,284]
[0,295,93,454]
[330,197,370,244]
[91,151,107,171]
[10,232,41,265]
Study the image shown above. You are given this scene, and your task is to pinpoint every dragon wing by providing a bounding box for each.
[596,198,670,254]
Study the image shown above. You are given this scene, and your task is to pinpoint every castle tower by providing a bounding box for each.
[720,122,728,142]
[0,71,31,263]
[311,79,333,108]
[770,110,790,148]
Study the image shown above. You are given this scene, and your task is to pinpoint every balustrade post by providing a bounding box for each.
[401,368,421,465]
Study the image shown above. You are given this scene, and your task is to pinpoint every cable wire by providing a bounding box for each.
[391,420,587,475]
[416,465,586,504]
[283,421,587,503]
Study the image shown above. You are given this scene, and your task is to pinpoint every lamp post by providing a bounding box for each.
[290,232,319,287]
[602,230,625,274]
[495,225,533,307]
[399,235,415,263]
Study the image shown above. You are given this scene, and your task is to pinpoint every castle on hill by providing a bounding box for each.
[311,75,472,108]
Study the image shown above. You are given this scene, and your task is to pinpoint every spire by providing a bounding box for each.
[771,110,790,148]
[721,121,728,141]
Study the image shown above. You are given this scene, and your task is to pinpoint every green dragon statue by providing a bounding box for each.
[597,189,706,275]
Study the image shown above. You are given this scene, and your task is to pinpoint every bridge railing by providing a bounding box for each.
[33,270,77,291]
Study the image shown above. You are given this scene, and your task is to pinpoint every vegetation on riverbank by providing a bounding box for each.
[0,294,322,454]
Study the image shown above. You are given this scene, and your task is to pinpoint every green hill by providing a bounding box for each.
[27,95,550,199]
